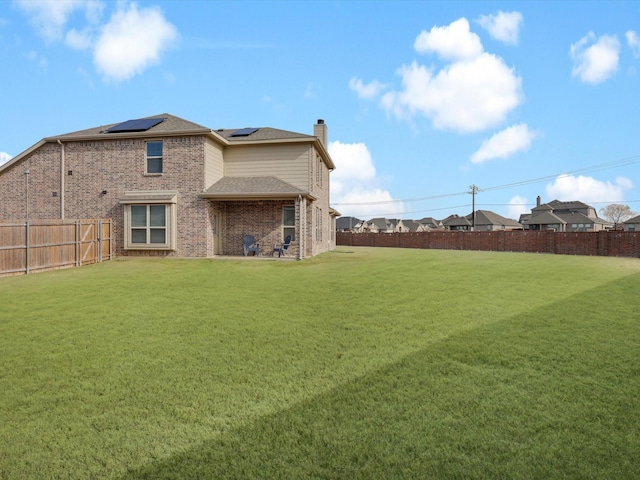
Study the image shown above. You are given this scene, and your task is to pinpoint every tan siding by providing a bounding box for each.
[204,138,224,188]
[224,144,310,190]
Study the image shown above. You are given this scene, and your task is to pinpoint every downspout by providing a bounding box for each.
[57,140,65,219]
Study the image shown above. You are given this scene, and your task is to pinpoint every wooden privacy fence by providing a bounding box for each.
[336,230,640,258]
[0,219,112,276]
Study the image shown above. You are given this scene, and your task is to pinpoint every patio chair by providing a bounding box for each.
[243,235,260,256]
[272,235,292,257]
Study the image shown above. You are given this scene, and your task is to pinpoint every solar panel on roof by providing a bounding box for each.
[106,117,164,133]
[230,127,258,137]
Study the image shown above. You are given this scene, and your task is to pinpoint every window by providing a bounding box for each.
[283,206,295,240]
[146,141,163,174]
[131,205,167,244]
[120,190,177,250]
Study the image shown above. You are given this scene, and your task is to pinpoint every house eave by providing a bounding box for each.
[200,192,316,201]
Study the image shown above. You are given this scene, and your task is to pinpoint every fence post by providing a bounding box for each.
[75,220,80,267]
[25,221,30,274]
[97,219,102,263]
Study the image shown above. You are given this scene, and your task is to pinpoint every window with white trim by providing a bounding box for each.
[120,191,177,250]
[283,205,295,240]
[146,141,163,174]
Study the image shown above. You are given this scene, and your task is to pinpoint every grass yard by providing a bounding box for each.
[1,247,639,479]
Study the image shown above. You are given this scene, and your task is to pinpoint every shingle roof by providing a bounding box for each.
[471,210,522,228]
[444,215,472,226]
[624,214,640,224]
[215,127,313,142]
[52,113,211,139]
[201,176,308,199]
[527,211,566,225]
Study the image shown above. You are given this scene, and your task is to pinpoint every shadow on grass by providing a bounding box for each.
[122,274,640,479]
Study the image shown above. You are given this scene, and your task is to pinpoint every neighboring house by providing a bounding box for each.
[397,219,422,232]
[623,214,640,231]
[417,217,443,230]
[472,210,522,231]
[336,216,362,232]
[443,214,472,231]
[522,198,611,232]
[364,217,395,233]
[0,114,337,259]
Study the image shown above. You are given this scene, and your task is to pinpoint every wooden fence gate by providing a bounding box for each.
[0,219,112,277]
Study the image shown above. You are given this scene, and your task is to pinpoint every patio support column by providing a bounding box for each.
[297,195,306,259]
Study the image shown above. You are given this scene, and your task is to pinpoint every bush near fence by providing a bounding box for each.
[0,219,112,276]
[336,230,640,258]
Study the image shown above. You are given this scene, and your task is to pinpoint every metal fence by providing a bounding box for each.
[0,219,112,276]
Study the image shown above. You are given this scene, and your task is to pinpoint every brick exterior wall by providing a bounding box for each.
[0,136,211,257]
[1,126,335,260]
[308,147,333,257]
[336,230,640,258]
[213,200,299,257]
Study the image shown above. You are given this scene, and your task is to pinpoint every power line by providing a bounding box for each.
[332,154,640,207]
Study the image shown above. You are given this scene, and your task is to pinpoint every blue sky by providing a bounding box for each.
[1,1,640,221]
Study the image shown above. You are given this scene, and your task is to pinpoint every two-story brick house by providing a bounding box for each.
[0,114,337,259]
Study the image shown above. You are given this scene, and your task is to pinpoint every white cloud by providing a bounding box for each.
[382,54,522,132]
[377,18,523,133]
[476,11,523,46]
[626,30,640,58]
[414,18,483,61]
[570,32,620,85]
[349,77,387,99]
[329,140,403,218]
[507,195,529,219]
[470,124,537,164]
[15,0,103,42]
[93,3,178,82]
[65,27,93,50]
[0,152,12,166]
[545,175,633,203]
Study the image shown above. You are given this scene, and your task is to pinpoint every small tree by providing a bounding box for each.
[599,204,636,228]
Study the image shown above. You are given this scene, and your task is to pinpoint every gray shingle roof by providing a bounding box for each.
[471,210,522,228]
[215,127,313,142]
[201,176,308,199]
[52,113,211,139]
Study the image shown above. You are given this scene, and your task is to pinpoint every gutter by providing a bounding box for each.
[57,139,65,219]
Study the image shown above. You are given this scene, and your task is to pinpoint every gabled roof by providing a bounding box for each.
[527,211,566,225]
[400,220,421,231]
[470,210,522,228]
[444,215,472,227]
[367,218,391,230]
[624,214,640,224]
[336,216,362,230]
[200,176,309,200]
[418,217,441,227]
[1,113,336,173]
[215,127,313,143]
[53,113,211,140]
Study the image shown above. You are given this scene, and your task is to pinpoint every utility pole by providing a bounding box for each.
[468,184,479,231]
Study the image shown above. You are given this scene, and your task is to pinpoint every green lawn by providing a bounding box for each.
[1,247,639,479]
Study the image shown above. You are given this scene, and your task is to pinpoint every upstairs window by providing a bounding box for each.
[146,141,163,174]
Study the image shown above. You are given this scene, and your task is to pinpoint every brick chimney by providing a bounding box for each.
[314,119,327,148]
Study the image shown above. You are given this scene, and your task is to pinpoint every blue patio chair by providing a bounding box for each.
[243,235,260,256]
[272,235,292,257]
